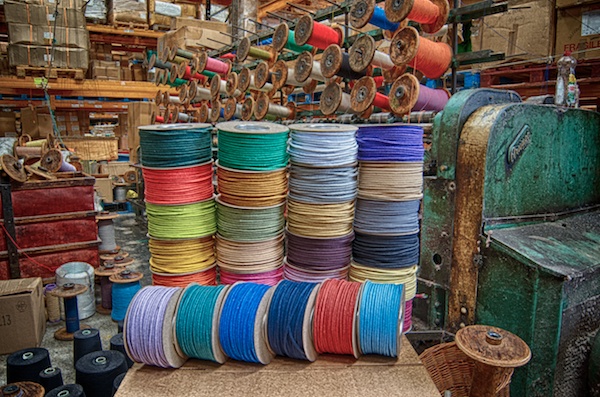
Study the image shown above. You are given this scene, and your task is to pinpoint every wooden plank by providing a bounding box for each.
[87,24,165,39]
[5,211,98,225]
[0,239,101,259]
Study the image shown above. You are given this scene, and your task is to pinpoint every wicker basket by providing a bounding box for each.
[419,342,513,397]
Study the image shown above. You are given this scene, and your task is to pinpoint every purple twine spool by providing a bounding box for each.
[286,230,354,271]
[284,260,350,282]
[357,125,424,162]
[100,277,112,310]
[413,85,450,112]
[124,286,181,368]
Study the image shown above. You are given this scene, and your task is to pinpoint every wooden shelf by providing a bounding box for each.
[86,24,165,39]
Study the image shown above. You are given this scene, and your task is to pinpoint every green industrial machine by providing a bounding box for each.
[418,89,600,396]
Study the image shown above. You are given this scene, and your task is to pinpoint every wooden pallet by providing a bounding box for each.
[150,24,172,32]
[15,66,85,80]
[113,21,150,30]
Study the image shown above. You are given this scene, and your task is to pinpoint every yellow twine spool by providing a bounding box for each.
[287,199,355,238]
[349,262,418,300]
[358,162,424,201]
[45,290,61,323]
[216,164,288,207]
[149,236,216,274]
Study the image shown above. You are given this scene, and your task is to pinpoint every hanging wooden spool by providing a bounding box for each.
[159,46,171,63]
[349,35,404,82]
[238,67,252,93]
[209,99,222,123]
[1,154,27,183]
[294,15,345,48]
[223,97,239,121]
[390,26,452,79]
[40,149,63,173]
[241,97,255,121]
[320,44,371,80]
[124,170,138,184]
[225,72,239,97]
[196,51,232,76]
[254,92,296,121]
[210,74,225,99]
[198,102,210,123]
[294,51,325,83]
[350,75,378,113]
[320,82,373,118]
[384,0,449,33]
[272,23,290,53]
[236,37,277,65]
[109,269,143,284]
[389,73,450,115]
[254,61,273,90]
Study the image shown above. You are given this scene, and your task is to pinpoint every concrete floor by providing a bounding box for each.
[0,213,151,387]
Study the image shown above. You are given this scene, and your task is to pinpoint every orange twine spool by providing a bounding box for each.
[407,0,440,25]
[152,267,217,287]
[411,37,452,79]
[372,92,391,111]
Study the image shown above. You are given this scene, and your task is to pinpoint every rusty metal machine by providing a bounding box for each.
[417,88,600,396]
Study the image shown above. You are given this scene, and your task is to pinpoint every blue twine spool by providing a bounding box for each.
[139,124,213,168]
[219,283,271,363]
[267,280,319,360]
[357,125,424,162]
[288,129,358,167]
[176,284,226,363]
[370,6,400,32]
[358,281,404,357]
[64,296,81,334]
[111,282,142,322]
[354,199,420,235]
[289,164,358,204]
[353,231,420,268]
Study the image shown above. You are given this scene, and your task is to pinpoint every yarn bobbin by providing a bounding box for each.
[350,0,377,29]
[320,44,371,80]
[389,73,421,115]
[100,251,129,261]
[294,51,319,83]
[196,51,232,76]
[241,97,255,121]
[349,35,404,82]
[225,72,241,98]
[210,99,222,123]
[254,61,273,89]
[40,149,63,173]
[255,92,296,121]
[223,97,238,121]
[294,15,345,48]
[1,155,27,183]
[198,102,210,123]
[94,262,125,315]
[351,76,377,113]
[273,23,290,53]
[236,37,277,66]
[385,0,449,33]
[50,283,91,341]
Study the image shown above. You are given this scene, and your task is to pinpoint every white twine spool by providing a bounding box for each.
[168,96,182,105]
[56,262,96,320]
[250,75,274,92]
[267,103,292,118]
[234,104,243,119]
[98,218,118,251]
[194,87,213,102]
[310,61,325,81]
[176,112,191,123]
[372,50,395,70]
[339,91,353,113]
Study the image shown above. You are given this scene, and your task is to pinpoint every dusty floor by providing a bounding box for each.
[0,213,151,386]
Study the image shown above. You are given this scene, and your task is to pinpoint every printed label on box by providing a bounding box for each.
[582,10,600,36]
[43,54,54,62]
[47,14,55,21]
[43,32,54,40]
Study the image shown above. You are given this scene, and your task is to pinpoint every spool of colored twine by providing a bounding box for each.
[349,262,418,300]
[124,286,187,368]
[414,84,450,111]
[219,267,284,286]
[143,162,214,205]
[354,199,420,235]
[149,236,216,274]
[357,162,424,201]
[358,281,405,357]
[217,164,288,207]
[216,122,289,171]
[219,283,273,364]
[313,279,361,356]
[216,234,284,275]
[288,128,358,167]
[289,164,358,204]
[284,261,350,283]
[44,284,61,323]
[352,231,420,269]
[286,230,354,272]
[285,29,314,53]
[404,299,414,332]
[146,199,217,239]
[139,124,212,168]
[267,280,319,361]
[370,6,400,31]
[216,199,285,242]
[357,125,424,162]
[175,284,228,363]
[287,199,355,238]
[297,18,343,50]
[112,281,142,322]
[152,267,217,287]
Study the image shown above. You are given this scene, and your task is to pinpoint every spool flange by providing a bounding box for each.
[350,0,376,29]
[351,76,377,113]
[390,26,420,67]
[273,23,290,53]
[320,82,344,115]
[349,34,377,73]
[223,97,238,121]
[241,97,255,121]
[254,61,272,89]
[238,67,251,92]
[40,149,63,173]
[389,73,420,116]
[225,72,239,97]
[320,45,344,79]
[294,51,315,83]
[209,100,222,123]
[1,155,27,183]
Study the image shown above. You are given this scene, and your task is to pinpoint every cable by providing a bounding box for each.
[175,284,226,363]
[143,163,214,205]
[287,199,355,238]
[289,164,358,204]
[313,279,361,356]
[354,199,420,235]
[357,162,424,201]
[358,281,405,357]
[216,200,285,242]
[267,280,319,360]
[146,199,217,239]
[349,262,418,300]
[216,128,289,171]
[217,165,288,207]
[219,283,272,364]
[139,125,212,168]
[149,236,215,275]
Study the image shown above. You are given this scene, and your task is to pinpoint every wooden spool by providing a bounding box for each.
[455,325,531,397]
[95,262,125,315]
[190,56,203,76]
[210,74,224,99]
[223,97,238,121]
[254,61,272,89]
[50,283,91,341]
[389,73,421,115]
[159,46,170,63]
[40,149,63,173]
[124,170,138,184]
[210,99,222,123]
[254,92,296,121]
[349,34,378,73]
[389,26,420,67]
[238,67,252,93]
[294,51,316,83]
[195,51,209,74]
[1,382,44,397]
[225,72,239,97]
[294,15,344,47]
[272,23,290,53]
[385,0,448,33]
[198,102,210,123]
[188,80,199,102]
[320,82,346,116]
[351,76,377,113]
[155,90,163,105]
[168,46,179,62]
[1,154,27,183]
[100,251,129,261]
[109,269,143,284]
[320,44,344,79]
[350,0,377,29]
[236,37,252,62]
[271,60,288,91]
[241,97,255,121]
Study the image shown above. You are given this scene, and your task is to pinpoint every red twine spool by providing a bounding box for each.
[182,65,207,83]
[152,267,217,287]
[313,279,361,356]
[407,0,440,25]
[206,57,230,75]
[372,92,391,111]
[155,115,165,123]
[307,22,343,50]
[411,38,452,79]
[142,163,214,205]
[350,75,385,89]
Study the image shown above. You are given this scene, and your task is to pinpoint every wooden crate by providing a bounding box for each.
[62,137,119,161]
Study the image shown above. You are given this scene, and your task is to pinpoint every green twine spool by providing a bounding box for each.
[216,121,289,171]
[287,30,313,53]
[167,75,187,87]
[216,198,285,242]
[175,284,227,363]
[139,124,212,168]
[202,70,218,79]
[147,199,217,239]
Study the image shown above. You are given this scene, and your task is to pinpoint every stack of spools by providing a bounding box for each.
[215,121,289,285]
[350,125,424,332]
[139,123,217,287]
[285,124,358,282]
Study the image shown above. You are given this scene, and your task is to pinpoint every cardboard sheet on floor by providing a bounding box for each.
[115,336,440,397]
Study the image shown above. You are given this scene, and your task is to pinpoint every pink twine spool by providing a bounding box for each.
[206,57,230,75]
[283,261,349,283]
[219,267,283,286]
[413,85,450,112]
[403,299,413,333]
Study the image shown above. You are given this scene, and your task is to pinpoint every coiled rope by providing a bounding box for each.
[151,267,217,287]
[354,199,420,235]
[216,199,285,242]
[220,266,284,286]
[267,280,319,361]
[288,129,357,167]
[286,230,354,273]
[148,236,216,274]
[216,126,289,171]
[218,283,273,364]
[352,232,420,268]
[139,124,213,168]
[287,199,355,238]
[284,261,350,282]
[289,164,358,204]
[143,162,214,205]
[356,125,424,162]
[217,164,288,207]
[175,284,227,363]
[357,162,424,201]
[349,262,418,300]
[216,234,284,274]
[146,199,216,239]
[112,282,142,322]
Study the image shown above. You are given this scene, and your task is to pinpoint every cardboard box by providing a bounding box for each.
[158,26,231,53]
[0,278,46,355]
[0,111,17,136]
[20,107,54,139]
[131,64,146,81]
[170,17,229,32]
[4,2,87,28]
[8,45,89,69]
[94,177,113,202]
[8,25,89,49]
[557,0,598,9]
[556,3,600,58]
[472,0,555,60]
[108,0,148,25]
[127,102,155,163]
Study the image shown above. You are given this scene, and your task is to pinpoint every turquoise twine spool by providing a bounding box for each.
[112,282,142,322]
[139,124,213,168]
[358,281,405,357]
[175,284,227,363]
[216,122,289,171]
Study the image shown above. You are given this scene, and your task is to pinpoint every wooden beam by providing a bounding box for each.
[86,24,165,39]
[259,0,292,21]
